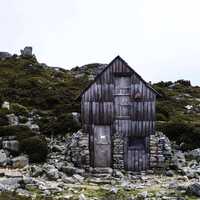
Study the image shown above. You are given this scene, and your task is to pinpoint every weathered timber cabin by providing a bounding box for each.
[76,56,161,171]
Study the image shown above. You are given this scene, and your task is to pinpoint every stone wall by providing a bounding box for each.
[69,130,172,171]
[68,130,90,170]
[149,131,172,170]
[112,132,124,169]
[0,136,28,168]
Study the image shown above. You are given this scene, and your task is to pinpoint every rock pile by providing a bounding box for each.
[0,136,28,168]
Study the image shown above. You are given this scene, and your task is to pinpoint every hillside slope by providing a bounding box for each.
[0,53,200,148]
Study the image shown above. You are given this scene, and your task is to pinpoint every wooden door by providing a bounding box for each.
[127,137,149,171]
[93,126,111,167]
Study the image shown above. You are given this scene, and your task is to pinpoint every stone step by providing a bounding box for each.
[89,167,113,174]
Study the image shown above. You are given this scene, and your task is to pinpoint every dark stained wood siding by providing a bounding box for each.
[81,56,156,170]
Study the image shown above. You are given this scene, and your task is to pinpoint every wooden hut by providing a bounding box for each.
[78,56,159,171]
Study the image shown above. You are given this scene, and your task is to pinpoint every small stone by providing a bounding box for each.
[165,170,174,177]
[2,101,10,110]
[137,191,148,199]
[73,174,84,183]
[110,186,118,194]
[62,176,76,184]
[79,193,87,200]
[0,149,7,166]
[30,165,43,177]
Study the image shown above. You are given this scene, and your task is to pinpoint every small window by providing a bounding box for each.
[128,137,146,150]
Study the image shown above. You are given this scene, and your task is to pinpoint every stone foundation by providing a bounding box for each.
[69,130,172,171]
[112,133,124,170]
[149,131,172,169]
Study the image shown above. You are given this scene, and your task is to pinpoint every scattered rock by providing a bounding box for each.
[6,114,19,126]
[30,165,43,177]
[62,175,76,184]
[43,164,59,181]
[113,169,124,178]
[2,140,19,153]
[187,148,200,161]
[12,155,29,168]
[110,186,118,194]
[73,174,84,183]
[137,191,148,199]
[165,170,174,177]
[187,183,200,197]
[79,193,87,200]
[2,101,10,110]
[0,149,7,166]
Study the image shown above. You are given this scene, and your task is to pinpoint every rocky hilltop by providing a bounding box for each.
[1,48,200,199]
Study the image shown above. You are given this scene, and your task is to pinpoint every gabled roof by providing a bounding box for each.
[76,56,160,100]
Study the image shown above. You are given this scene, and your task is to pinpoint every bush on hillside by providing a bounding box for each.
[156,113,168,121]
[175,79,191,87]
[38,113,81,135]
[0,125,35,141]
[20,136,48,163]
[10,103,29,116]
[0,109,9,126]
[157,121,200,150]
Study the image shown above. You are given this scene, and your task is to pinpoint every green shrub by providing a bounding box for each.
[157,121,200,150]
[156,113,168,121]
[18,116,28,123]
[0,110,9,126]
[20,136,48,163]
[39,113,81,135]
[175,79,191,87]
[0,108,10,115]
[10,103,29,116]
[156,102,172,119]
[0,125,35,141]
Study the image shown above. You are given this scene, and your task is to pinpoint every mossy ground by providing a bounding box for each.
[1,186,199,200]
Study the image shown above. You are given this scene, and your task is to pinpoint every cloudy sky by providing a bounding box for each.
[1,0,200,85]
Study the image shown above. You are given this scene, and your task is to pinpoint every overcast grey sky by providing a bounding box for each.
[1,0,200,85]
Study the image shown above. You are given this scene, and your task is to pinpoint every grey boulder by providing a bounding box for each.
[187,183,200,197]
[2,140,19,152]
[0,149,7,166]
[12,155,29,168]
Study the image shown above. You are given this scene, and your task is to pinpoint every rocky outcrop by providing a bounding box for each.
[0,52,12,59]
[20,46,33,57]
